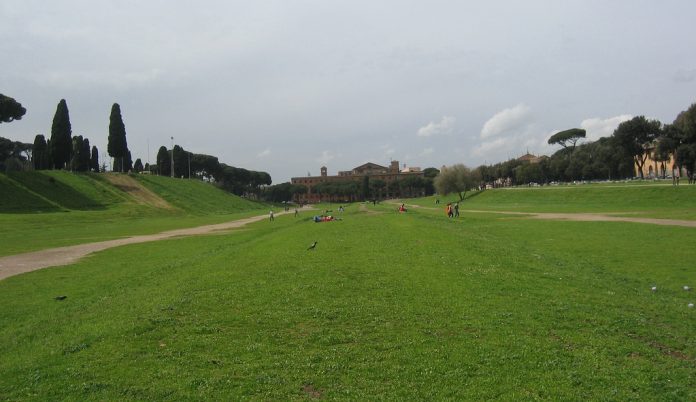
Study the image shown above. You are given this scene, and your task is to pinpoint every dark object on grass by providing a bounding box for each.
[307,241,318,250]
[54,295,67,301]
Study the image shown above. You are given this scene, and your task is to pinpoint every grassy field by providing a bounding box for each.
[416,183,696,220]
[0,172,268,256]
[1,184,695,400]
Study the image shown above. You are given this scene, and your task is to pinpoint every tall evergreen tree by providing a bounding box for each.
[70,135,84,171]
[50,99,72,169]
[32,134,49,170]
[125,150,133,172]
[156,146,170,176]
[107,103,129,172]
[133,158,143,173]
[80,138,91,172]
[90,146,99,172]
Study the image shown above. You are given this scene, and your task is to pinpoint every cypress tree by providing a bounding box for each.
[80,138,91,171]
[70,135,84,171]
[50,99,72,169]
[107,103,129,172]
[32,134,48,170]
[156,146,170,176]
[90,146,99,172]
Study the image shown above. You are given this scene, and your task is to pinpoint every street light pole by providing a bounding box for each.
[170,136,174,178]
[188,152,191,179]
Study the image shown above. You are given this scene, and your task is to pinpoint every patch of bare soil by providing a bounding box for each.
[103,174,174,209]
[302,384,323,399]
[649,341,692,361]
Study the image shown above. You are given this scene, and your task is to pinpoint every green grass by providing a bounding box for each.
[1,202,694,400]
[0,174,60,212]
[5,171,125,211]
[0,171,268,256]
[417,183,696,220]
[135,174,261,214]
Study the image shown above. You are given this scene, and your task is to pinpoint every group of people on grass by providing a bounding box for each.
[445,201,459,218]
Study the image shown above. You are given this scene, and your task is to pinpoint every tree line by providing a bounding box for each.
[435,101,696,201]
[261,168,441,203]
[0,94,273,196]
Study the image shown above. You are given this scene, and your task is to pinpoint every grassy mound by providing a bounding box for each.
[418,183,696,219]
[4,171,125,211]
[135,174,262,214]
[0,171,268,256]
[0,173,60,212]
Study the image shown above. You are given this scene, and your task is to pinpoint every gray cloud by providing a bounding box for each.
[2,1,696,182]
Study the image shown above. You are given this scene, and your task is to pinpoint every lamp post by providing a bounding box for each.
[170,136,174,178]
[188,152,191,179]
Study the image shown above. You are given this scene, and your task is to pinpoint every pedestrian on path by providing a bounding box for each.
[269,210,275,221]
[454,202,460,218]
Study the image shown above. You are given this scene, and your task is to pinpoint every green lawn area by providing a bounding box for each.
[1,197,694,400]
[415,183,696,220]
[0,172,269,256]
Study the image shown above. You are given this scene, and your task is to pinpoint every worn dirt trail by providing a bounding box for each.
[389,201,696,228]
[0,209,303,281]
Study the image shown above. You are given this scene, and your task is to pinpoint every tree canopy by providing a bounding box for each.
[434,164,480,200]
[612,116,662,178]
[548,128,586,151]
[0,94,27,123]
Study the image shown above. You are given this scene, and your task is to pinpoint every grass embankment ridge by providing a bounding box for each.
[0,171,267,256]
[0,200,694,400]
[411,183,696,220]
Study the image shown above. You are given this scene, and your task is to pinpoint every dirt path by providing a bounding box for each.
[0,209,305,281]
[388,201,696,228]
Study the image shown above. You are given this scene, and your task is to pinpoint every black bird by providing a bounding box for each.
[307,241,318,250]
[54,295,67,301]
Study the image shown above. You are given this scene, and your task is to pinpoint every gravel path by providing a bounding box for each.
[0,209,301,281]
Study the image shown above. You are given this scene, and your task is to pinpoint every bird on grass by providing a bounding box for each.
[307,241,318,250]
[54,295,67,301]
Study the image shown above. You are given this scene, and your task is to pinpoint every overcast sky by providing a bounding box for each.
[2,1,696,182]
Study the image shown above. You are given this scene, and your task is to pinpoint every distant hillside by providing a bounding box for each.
[0,171,265,214]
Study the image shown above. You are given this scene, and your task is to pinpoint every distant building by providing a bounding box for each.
[635,144,686,179]
[517,153,543,164]
[291,160,424,203]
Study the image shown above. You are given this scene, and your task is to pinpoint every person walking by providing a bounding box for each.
[446,203,452,218]
[269,210,275,221]
[294,208,298,217]
[454,202,459,218]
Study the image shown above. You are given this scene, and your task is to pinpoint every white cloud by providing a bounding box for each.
[417,116,456,137]
[316,150,335,165]
[580,115,633,141]
[480,104,532,139]
[257,148,271,157]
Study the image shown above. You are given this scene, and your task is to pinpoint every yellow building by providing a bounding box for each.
[635,145,684,178]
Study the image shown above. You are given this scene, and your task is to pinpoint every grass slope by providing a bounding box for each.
[135,174,261,214]
[417,183,696,220]
[0,172,267,256]
[0,204,693,400]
